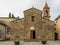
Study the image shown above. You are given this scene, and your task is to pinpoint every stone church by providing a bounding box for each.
[10,3,55,41]
[0,2,57,41]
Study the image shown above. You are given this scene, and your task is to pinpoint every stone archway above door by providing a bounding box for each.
[30,26,35,30]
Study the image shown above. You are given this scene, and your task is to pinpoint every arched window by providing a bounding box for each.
[46,10,48,16]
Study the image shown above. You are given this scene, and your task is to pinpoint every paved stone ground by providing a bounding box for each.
[0,41,60,45]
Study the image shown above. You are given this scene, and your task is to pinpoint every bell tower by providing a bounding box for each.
[43,2,50,20]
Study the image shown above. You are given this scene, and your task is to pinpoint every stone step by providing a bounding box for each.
[24,39,41,42]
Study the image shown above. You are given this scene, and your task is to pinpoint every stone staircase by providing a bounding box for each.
[24,39,41,42]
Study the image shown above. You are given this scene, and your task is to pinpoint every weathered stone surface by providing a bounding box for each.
[10,7,55,41]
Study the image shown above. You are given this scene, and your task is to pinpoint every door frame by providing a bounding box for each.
[54,32,58,40]
[30,30,36,39]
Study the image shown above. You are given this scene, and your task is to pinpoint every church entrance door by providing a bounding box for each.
[54,33,58,40]
[30,30,35,39]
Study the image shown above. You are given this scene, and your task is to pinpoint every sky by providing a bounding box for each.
[0,0,60,21]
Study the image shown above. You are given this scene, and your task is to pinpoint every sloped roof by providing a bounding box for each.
[24,7,42,12]
[42,18,54,23]
[0,20,8,26]
[55,15,60,21]
[10,18,24,23]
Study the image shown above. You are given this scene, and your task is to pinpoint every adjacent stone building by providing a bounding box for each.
[0,12,18,40]
[55,15,60,40]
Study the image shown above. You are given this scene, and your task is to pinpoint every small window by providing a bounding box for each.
[55,24,56,25]
[31,16,35,22]
[55,28,56,30]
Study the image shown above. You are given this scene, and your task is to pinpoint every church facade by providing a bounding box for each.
[10,3,55,41]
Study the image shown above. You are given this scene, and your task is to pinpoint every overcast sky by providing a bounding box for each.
[0,0,60,21]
